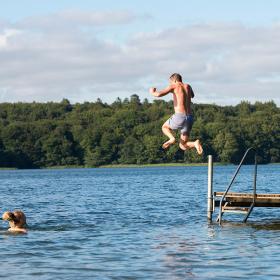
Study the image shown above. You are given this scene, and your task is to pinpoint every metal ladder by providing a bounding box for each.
[217,147,258,225]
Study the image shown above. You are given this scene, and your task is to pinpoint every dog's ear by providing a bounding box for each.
[13,211,26,226]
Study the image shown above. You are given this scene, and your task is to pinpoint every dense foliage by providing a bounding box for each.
[0,96,279,168]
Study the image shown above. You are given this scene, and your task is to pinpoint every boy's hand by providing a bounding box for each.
[149,87,156,95]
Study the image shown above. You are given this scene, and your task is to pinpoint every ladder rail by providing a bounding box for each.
[218,147,257,225]
[243,153,257,222]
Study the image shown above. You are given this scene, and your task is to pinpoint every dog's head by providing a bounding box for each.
[2,211,27,228]
[2,211,15,221]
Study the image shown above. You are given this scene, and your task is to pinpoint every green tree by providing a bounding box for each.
[213,131,239,163]
[0,99,279,167]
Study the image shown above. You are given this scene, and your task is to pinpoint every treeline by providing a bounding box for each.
[0,96,279,168]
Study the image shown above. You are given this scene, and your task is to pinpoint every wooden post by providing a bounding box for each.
[207,155,213,221]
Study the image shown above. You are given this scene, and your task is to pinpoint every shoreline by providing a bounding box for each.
[99,162,210,168]
[0,162,238,171]
[0,162,210,170]
[1,162,278,171]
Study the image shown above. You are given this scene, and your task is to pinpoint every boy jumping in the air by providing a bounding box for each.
[149,73,203,154]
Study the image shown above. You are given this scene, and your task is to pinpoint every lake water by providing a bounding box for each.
[0,164,280,279]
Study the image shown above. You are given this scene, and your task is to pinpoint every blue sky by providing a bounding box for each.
[2,0,280,25]
[0,0,280,104]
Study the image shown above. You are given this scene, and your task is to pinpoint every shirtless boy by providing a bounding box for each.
[149,73,203,154]
[2,210,27,233]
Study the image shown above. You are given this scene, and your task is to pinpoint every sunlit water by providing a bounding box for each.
[0,164,280,279]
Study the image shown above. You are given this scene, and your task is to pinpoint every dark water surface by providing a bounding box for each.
[1,164,280,279]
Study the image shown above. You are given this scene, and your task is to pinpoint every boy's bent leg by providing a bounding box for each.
[179,133,203,155]
[179,133,189,151]
[162,121,176,149]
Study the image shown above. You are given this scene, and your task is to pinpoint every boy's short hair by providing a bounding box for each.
[170,73,182,82]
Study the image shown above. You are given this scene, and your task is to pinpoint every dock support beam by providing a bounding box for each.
[207,155,214,221]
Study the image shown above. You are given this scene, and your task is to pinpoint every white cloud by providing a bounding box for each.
[0,28,20,48]
[0,11,279,105]
[18,9,141,30]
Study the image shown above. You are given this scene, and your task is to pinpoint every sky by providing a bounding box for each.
[0,0,280,105]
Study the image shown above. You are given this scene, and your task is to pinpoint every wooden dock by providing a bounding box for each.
[214,192,280,208]
[207,149,280,224]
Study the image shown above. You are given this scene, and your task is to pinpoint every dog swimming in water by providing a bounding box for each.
[2,210,27,233]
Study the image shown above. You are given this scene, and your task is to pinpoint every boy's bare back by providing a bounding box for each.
[172,82,192,115]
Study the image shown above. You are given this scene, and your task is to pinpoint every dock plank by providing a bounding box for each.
[215,192,280,198]
[214,192,280,207]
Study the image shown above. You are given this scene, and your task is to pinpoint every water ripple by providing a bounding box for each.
[0,165,280,279]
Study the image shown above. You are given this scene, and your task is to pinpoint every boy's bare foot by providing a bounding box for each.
[194,139,203,155]
[162,138,176,149]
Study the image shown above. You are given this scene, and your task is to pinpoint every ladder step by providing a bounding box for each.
[222,206,250,214]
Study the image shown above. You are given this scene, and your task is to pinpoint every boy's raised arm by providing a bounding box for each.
[149,85,174,97]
